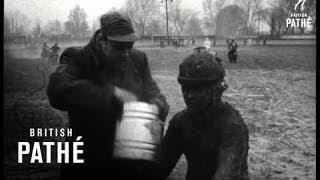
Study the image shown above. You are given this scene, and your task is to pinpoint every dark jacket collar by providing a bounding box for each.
[84,30,109,70]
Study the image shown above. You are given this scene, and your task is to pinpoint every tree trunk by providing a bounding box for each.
[270,18,274,36]
[142,26,145,37]
[216,14,220,37]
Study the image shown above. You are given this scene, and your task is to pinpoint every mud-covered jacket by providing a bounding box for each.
[41,45,50,57]
[158,102,249,180]
[228,42,238,53]
[50,45,61,54]
[46,31,169,178]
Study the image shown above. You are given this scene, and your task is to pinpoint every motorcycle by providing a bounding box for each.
[48,52,59,65]
[228,50,237,63]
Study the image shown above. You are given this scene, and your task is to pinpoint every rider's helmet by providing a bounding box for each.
[178,51,227,89]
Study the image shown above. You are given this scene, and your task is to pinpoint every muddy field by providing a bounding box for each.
[4,44,316,179]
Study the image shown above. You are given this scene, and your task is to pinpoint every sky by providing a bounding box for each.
[4,0,127,24]
[4,0,270,32]
[4,0,207,26]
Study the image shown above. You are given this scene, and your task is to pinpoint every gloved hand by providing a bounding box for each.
[114,86,137,102]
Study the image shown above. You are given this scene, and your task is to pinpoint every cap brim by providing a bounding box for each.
[177,77,220,86]
[107,33,138,42]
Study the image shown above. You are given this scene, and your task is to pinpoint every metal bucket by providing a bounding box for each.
[113,101,164,162]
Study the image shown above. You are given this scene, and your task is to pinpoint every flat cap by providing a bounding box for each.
[100,11,138,42]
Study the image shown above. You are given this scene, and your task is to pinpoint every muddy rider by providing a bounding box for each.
[157,51,249,180]
[228,39,238,63]
[41,42,50,62]
[49,42,61,64]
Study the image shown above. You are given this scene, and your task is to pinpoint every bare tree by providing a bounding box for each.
[91,20,99,33]
[5,10,31,35]
[185,14,203,36]
[216,5,246,37]
[145,19,163,36]
[260,0,288,36]
[79,20,89,37]
[4,14,12,44]
[4,14,11,36]
[202,0,226,35]
[236,0,264,35]
[64,4,89,38]
[55,20,63,34]
[169,0,193,35]
[124,0,159,37]
[262,7,286,36]
[32,22,41,38]
[64,21,73,35]
[43,20,62,34]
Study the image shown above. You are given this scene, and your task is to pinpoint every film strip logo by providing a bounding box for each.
[286,0,312,29]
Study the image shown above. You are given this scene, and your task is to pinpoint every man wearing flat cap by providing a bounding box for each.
[47,11,169,179]
[157,50,249,180]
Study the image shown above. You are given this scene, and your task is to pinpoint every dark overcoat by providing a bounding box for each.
[47,31,169,179]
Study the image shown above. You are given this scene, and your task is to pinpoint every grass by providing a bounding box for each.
[144,46,316,180]
[4,44,316,180]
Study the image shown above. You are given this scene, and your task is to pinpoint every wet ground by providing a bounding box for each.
[4,44,316,179]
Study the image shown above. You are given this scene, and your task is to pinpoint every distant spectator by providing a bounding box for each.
[179,37,183,46]
[191,37,195,46]
[244,39,247,46]
[263,39,267,45]
[173,39,179,49]
[48,42,61,64]
[41,42,50,62]
[160,39,164,48]
[186,37,190,46]
[212,37,216,47]
[203,38,211,49]
[226,38,230,46]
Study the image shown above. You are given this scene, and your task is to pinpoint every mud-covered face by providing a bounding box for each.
[182,81,226,113]
[100,38,134,64]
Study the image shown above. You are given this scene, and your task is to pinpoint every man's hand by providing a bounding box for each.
[114,86,137,102]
